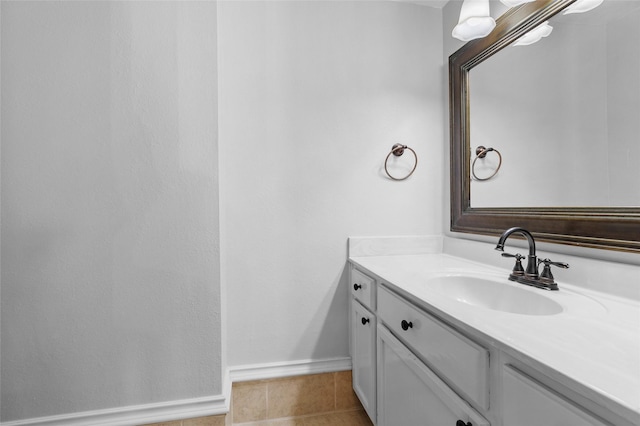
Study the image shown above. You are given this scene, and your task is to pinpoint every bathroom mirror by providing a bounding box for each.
[449,0,640,252]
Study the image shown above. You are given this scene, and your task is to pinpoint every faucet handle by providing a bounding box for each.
[501,252,524,260]
[537,258,569,289]
[501,252,525,281]
[538,258,569,269]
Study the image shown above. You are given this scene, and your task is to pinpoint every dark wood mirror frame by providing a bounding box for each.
[449,0,640,253]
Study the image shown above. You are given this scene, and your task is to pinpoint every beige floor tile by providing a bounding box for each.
[234,411,370,426]
[267,374,335,419]
[267,418,307,426]
[301,413,345,426]
[339,409,374,426]
[301,410,372,426]
[233,381,268,423]
[183,414,227,426]
[334,371,360,411]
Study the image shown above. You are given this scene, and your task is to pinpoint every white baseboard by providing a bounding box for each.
[229,357,352,383]
[1,375,231,426]
[1,359,352,426]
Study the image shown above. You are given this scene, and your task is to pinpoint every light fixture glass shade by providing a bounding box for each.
[563,0,604,15]
[452,0,496,42]
[500,0,535,7]
[513,21,553,46]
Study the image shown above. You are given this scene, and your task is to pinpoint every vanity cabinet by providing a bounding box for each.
[377,325,489,426]
[349,266,490,425]
[350,266,377,422]
[349,259,633,426]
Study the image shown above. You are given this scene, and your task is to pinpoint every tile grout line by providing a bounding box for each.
[232,407,368,425]
[265,379,270,422]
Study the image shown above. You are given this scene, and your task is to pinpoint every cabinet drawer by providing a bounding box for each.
[351,267,375,309]
[377,285,489,409]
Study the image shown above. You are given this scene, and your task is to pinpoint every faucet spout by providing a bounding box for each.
[495,227,538,279]
[495,226,536,256]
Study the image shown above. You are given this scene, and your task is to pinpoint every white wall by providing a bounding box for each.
[1,1,222,422]
[1,0,444,421]
[218,1,444,368]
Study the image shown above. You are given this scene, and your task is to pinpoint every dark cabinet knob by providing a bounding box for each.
[361,317,370,325]
[401,320,413,331]
[456,421,471,426]
[353,283,362,291]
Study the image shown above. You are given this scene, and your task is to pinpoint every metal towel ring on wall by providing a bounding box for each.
[384,144,418,181]
[472,145,502,181]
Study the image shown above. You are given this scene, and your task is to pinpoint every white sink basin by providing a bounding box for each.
[425,274,564,316]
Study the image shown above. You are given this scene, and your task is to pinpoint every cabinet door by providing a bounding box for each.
[503,365,610,426]
[377,285,489,409]
[377,325,489,426]
[352,299,376,423]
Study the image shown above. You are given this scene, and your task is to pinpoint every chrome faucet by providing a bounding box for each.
[495,227,568,291]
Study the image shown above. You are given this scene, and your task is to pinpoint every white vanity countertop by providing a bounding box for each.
[350,253,640,424]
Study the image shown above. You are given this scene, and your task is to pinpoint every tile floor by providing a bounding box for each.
[143,415,226,426]
[234,408,372,425]
[232,371,372,425]
[144,371,372,426]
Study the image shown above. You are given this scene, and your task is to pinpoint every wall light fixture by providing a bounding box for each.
[500,0,535,7]
[563,0,603,15]
[452,0,496,42]
[513,21,553,46]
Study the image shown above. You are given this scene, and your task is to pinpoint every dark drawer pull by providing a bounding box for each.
[361,317,370,325]
[353,283,362,291]
[456,421,471,426]
[401,320,413,331]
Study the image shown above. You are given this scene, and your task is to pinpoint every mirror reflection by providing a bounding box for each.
[470,0,640,208]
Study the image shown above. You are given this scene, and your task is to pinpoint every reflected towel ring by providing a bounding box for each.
[385,144,417,181]
[472,145,502,181]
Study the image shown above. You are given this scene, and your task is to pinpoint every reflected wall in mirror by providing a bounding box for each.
[471,0,640,208]
[449,0,640,252]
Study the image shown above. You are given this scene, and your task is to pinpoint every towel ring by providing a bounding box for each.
[385,144,417,181]
[472,146,502,181]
